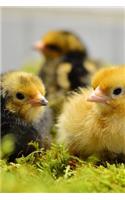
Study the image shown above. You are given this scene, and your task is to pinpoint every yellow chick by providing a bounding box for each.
[1,71,53,161]
[1,71,48,122]
[57,65,125,163]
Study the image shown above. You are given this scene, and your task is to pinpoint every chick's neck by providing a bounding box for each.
[5,100,44,124]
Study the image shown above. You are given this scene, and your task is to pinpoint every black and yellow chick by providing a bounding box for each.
[34,30,98,97]
[57,65,125,164]
[34,30,100,117]
[1,71,53,161]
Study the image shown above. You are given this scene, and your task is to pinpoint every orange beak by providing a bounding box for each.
[33,41,45,51]
[87,86,110,104]
[29,94,48,106]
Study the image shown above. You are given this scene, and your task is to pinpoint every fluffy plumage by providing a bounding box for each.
[34,30,98,97]
[34,30,101,119]
[1,71,53,161]
[57,65,125,163]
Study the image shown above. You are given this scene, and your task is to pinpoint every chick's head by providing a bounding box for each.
[87,65,125,112]
[34,30,86,59]
[2,71,48,123]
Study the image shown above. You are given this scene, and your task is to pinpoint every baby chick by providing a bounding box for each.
[1,71,53,161]
[34,30,96,96]
[34,30,99,119]
[57,65,125,163]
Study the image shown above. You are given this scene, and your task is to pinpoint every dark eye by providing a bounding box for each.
[16,92,25,100]
[46,44,62,52]
[113,88,122,96]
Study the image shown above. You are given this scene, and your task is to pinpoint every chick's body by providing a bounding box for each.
[35,30,97,98]
[57,66,125,163]
[35,30,100,119]
[1,71,53,161]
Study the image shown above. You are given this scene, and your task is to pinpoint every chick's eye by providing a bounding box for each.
[113,88,122,96]
[16,92,25,100]
[46,44,62,52]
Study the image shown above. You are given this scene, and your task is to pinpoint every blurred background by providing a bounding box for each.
[1,7,125,72]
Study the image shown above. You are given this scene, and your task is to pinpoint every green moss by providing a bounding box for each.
[1,145,125,193]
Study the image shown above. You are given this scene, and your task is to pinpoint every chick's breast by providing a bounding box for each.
[57,89,100,158]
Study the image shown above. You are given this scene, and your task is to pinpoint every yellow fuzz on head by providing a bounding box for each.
[2,71,47,123]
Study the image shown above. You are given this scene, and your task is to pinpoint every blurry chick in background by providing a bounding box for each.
[1,71,53,161]
[57,65,125,163]
[34,30,100,117]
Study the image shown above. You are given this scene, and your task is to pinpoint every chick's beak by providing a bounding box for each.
[29,95,48,106]
[33,41,45,51]
[87,86,110,104]
[39,96,48,106]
